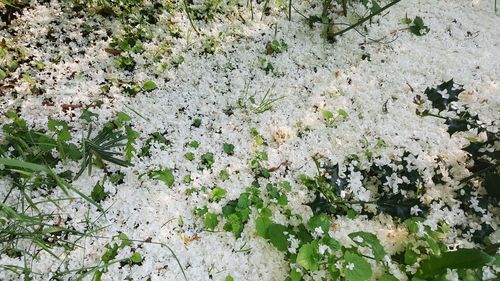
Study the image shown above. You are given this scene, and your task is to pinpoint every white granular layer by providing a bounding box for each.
[0,0,499,280]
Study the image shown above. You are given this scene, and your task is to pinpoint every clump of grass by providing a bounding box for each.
[237,83,284,114]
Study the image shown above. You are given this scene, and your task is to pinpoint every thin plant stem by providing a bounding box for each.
[182,0,200,35]
[331,0,402,38]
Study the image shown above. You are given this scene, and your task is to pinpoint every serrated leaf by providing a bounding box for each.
[223,143,235,155]
[125,125,139,161]
[204,212,218,230]
[150,168,175,187]
[101,243,118,264]
[307,213,330,234]
[267,223,289,252]
[255,215,272,238]
[114,112,131,128]
[209,187,226,202]
[297,242,320,271]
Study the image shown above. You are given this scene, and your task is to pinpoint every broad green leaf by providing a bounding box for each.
[255,215,271,238]
[348,231,386,262]
[129,252,143,264]
[404,246,418,265]
[0,68,6,80]
[425,235,441,256]
[322,110,334,120]
[289,268,302,281]
[184,152,195,161]
[114,112,132,128]
[267,223,289,252]
[143,80,157,91]
[297,242,319,271]
[417,249,494,278]
[338,109,348,118]
[151,168,175,187]
[307,213,330,234]
[343,251,372,281]
[379,274,399,281]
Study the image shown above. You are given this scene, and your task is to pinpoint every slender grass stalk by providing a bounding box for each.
[0,158,103,211]
[182,0,200,35]
[331,0,402,38]
[288,0,292,20]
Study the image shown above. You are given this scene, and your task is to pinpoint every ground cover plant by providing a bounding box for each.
[0,0,499,280]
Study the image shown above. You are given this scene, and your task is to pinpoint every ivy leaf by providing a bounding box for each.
[142,80,157,92]
[80,109,98,122]
[47,120,71,142]
[129,252,143,264]
[199,152,215,170]
[297,242,320,271]
[348,231,386,262]
[409,16,429,36]
[209,187,227,202]
[343,251,372,281]
[223,143,235,155]
[417,249,494,278]
[224,213,243,237]
[114,112,132,128]
[424,80,463,112]
[125,125,139,161]
[267,223,289,252]
[204,212,218,230]
[150,168,175,187]
[91,181,108,202]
